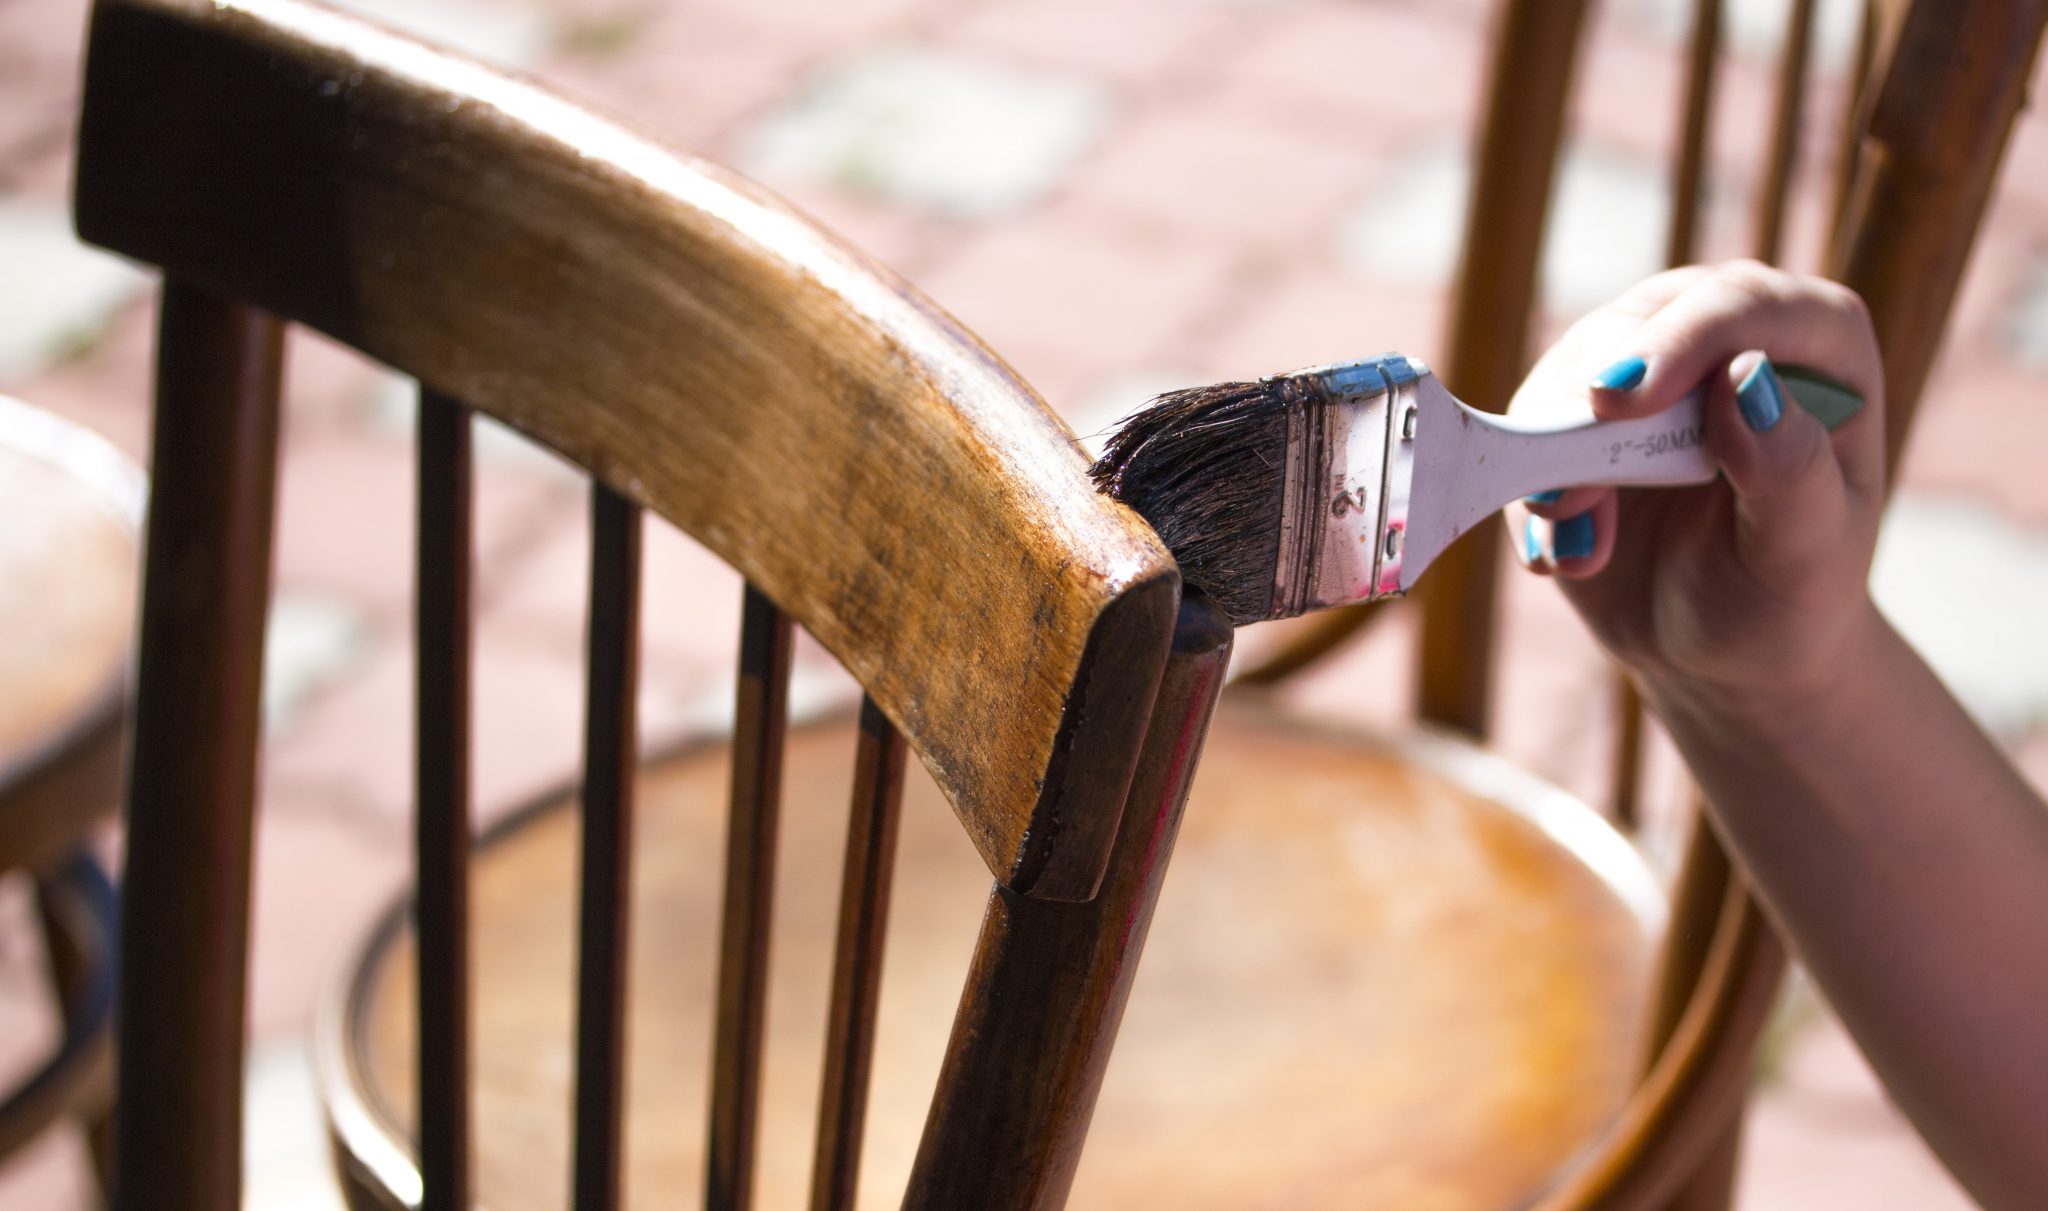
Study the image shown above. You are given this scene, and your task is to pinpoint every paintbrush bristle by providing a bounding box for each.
[1089,377,1305,624]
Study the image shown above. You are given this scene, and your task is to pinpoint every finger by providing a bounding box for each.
[1510,495,1616,577]
[1506,501,1554,576]
[1707,352,1848,583]
[1583,262,1884,443]
[1549,494,1617,579]
[1519,484,1608,520]
[1511,266,1718,425]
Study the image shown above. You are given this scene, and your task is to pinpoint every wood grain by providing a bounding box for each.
[324,700,1657,1211]
[113,281,283,1211]
[1827,0,2048,475]
[72,0,1178,901]
[902,593,1235,1210]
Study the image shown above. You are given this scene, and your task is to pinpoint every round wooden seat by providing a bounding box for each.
[0,396,140,1180]
[321,703,1660,1211]
[0,395,141,875]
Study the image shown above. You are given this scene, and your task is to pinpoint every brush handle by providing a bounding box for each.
[1462,368,1860,505]
[1391,367,1865,597]
[1475,387,1716,501]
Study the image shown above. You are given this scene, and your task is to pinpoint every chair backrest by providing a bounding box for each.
[1244,0,2044,1207]
[72,1,1230,1208]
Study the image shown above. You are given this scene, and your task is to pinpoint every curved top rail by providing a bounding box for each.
[74,0,1178,900]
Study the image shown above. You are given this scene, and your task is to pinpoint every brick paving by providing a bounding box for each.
[4,0,2044,1206]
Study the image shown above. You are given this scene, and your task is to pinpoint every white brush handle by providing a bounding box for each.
[1470,386,1713,502]
[1392,385,1717,595]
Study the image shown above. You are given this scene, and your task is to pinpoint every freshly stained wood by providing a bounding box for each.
[324,702,1657,1211]
[72,0,1177,901]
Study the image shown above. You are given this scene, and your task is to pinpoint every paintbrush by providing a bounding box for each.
[1089,353,1863,625]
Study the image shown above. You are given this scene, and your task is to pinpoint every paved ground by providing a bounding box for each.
[4,0,2045,1206]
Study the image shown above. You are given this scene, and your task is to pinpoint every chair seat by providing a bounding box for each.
[320,701,1660,1211]
[0,396,140,874]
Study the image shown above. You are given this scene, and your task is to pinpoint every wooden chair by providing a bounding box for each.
[0,394,140,1195]
[300,1,2036,1208]
[73,1,1231,1208]
[1237,0,2045,1206]
[72,2,2040,1211]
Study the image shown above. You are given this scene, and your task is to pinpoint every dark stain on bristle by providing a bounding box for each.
[1088,375,1306,625]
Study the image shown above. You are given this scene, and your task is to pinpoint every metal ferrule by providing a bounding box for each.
[1268,354,1424,618]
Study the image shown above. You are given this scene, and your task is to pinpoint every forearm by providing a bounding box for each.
[1641,602,2048,1210]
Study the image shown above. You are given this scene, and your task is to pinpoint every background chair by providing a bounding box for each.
[0,393,140,1201]
[1237,0,2045,1206]
[71,1,1234,1209]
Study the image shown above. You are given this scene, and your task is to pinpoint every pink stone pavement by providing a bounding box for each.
[4,0,2044,1207]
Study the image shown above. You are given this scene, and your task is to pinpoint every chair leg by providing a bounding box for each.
[1661,1112,1744,1211]
[33,854,118,1199]
[903,594,1234,1211]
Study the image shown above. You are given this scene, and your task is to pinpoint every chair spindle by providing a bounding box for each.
[708,584,794,1211]
[114,281,283,1211]
[808,696,909,1211]
[1666,0,1723,268]
[904,594,1233,1211]
[572,484,644,1211]
[415,388,475,1211]
[1755,0,1819,263]
[1826,1,1881,245]
[1608,0,1730,829]
[1419,0,1593,737]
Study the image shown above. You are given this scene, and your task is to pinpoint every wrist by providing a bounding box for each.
[1636,595,1891,748]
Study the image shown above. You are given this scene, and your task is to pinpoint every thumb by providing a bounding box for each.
[1709,352,1846,579]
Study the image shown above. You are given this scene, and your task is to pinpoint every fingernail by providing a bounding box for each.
[1554,512,1595,560]
[1738,357,1785,432]
[1524,489,1564,505]
[1523,515,1544,564]
[1591,355,1648,391]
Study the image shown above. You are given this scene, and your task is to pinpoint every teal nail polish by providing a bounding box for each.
[1554,512,1595,560]
[1738,358,1784,432]
[1523,516,1543,563]
[1524,489,1564,505]
[1591,356,1647,391]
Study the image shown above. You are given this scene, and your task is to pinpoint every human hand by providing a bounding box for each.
[1504,261,1886,715]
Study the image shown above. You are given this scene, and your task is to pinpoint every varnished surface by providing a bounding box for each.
[414,391,473,1211]
[0,401,138,773]
[1831,0,2048,472]
[72,0,1178,900]
[0,396,141,873]
[809,698,907,1211]
[709,587,794,1211]
[325,703,1656,1211]
[114,283,283,1211]
[902,593,1235,1211]
[572,484,641,1211]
